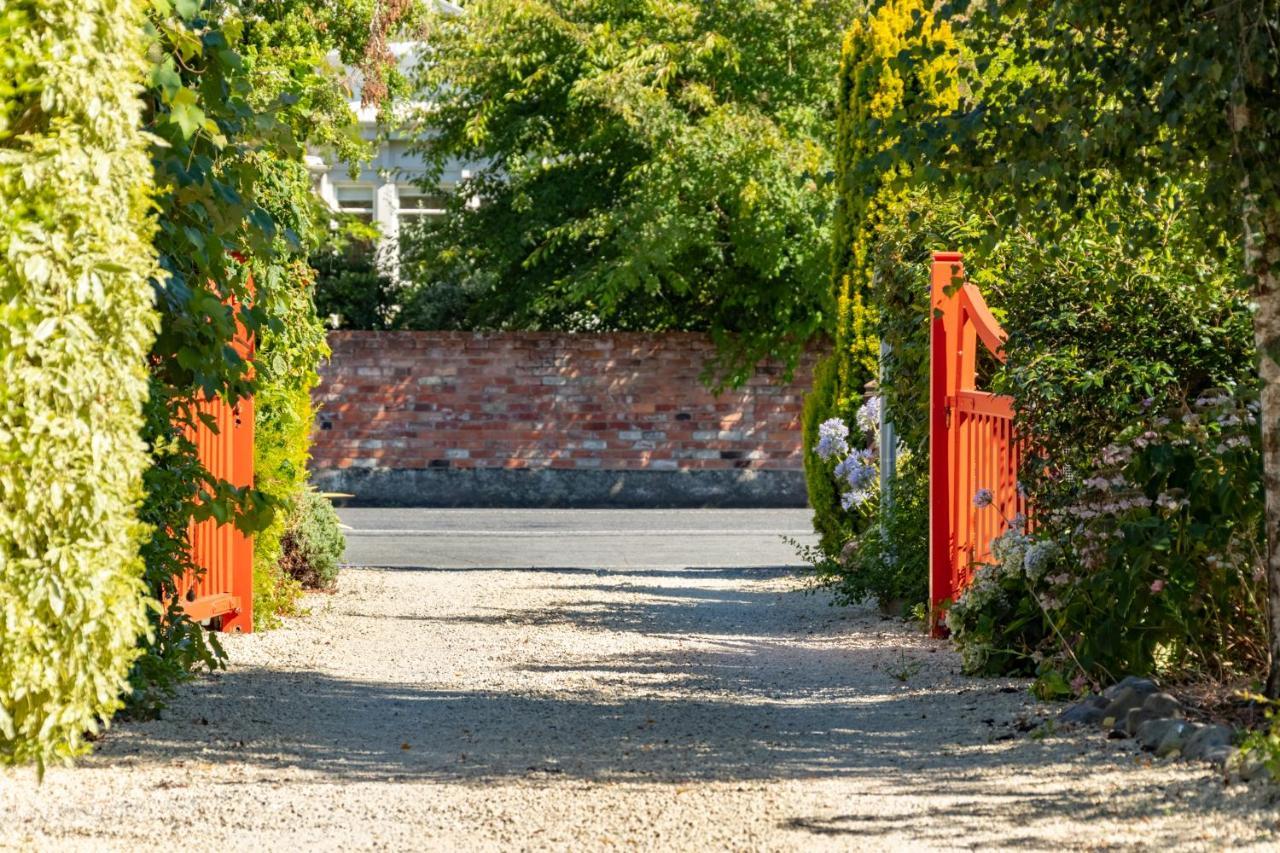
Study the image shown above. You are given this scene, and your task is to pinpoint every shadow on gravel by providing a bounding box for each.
[98,663,1252,849]
[89,564,1270,853]
[360,564,801,579]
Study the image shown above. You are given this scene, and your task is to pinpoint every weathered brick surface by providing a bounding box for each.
[311,332,820,474]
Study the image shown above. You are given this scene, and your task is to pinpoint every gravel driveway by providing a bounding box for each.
[1,510,1276,850]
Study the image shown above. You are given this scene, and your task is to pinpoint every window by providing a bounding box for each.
[335,184,375,223]
[397,185,450,217]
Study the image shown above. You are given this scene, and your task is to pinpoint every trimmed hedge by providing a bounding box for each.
[0,0,158,767]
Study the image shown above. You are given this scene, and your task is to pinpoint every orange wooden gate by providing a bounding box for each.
[173,279,255,633]
[928,252,1023,635]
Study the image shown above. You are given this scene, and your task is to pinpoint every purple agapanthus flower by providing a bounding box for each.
[856,396,882,436]
[834,449,876,491]
[815,418,850,460]
[973,488,994,509]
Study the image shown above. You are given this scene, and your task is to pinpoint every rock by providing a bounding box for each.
[1137,717,1184,751]
[1059,695,1108,727]
[1124,707,1158,737]
[1183,724,1233,761]
[1103,676,1158,701]
[1237,754,1270,782]
[1203,745,1235,768]
[1100,687,1145,729]
[1156,720,1195,757]
[1141,691,1182,717]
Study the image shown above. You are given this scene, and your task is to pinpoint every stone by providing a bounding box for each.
[1183,724,1233,761]
[1203,745,1235,768]
[1141,691,1182,717]
[1103,676,1159,701]
[1156,720,1195,757]
[1059,695,1108,727]
[1137,717,1185,751]
[1237,755,1270,782]
[1124,707,1158,737]
[1100,687,1145,729]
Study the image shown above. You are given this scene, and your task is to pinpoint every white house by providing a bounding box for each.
[308,1,473,274]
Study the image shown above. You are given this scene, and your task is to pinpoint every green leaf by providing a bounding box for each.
[168,87,206,139]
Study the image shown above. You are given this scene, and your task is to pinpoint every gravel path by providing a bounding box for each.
[3,514,1278,850]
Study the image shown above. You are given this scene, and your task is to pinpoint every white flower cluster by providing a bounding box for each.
[815,418,849,461]
[814,396,886,514]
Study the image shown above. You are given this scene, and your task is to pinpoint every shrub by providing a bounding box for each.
[805,1,963,565]
[0,0,158,767]
[948,389,1266,696]
[824,452,930,612]
[253,254,330,627]
[280,490,346,591]
[983,189,1254,506]
[941,185,1261,691]
[801,355,857,557]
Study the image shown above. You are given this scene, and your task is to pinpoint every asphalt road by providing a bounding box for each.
[338,507,817,569]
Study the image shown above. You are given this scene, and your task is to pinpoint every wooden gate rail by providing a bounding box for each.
[172,274,255,633]
[929,252,1024,636]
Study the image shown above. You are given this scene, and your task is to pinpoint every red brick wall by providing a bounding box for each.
[311,332,820,474]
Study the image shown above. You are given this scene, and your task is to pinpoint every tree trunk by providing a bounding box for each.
[1248,201,1280,698]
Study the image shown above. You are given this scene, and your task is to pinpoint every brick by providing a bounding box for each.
[313,331,822,474]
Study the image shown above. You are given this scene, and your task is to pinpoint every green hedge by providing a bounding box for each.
[254,258,330,627]
[804,1,961,563]
[0,0,158,767]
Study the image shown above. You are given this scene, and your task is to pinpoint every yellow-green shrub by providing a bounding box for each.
[0,0,158,767]
[804,0,962,557]
[253,259,330,627]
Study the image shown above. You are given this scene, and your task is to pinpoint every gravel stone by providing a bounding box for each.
[1184,725,1235,761]
[1100,687,1146,729]
[1123,707,1158,737]
[1058,696,1107,727]
[1104,676,1158,701]
[1156,720,1195,757]
[1138,717,1185,751]
[1,537,1276,850]
[1142,691,1183,717]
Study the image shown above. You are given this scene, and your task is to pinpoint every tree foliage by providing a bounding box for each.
[872,0,1280,694]
[803,0,963,567]
[401,0,855,383]
[0,0,159,767]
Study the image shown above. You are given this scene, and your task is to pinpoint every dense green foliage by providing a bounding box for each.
[280,489,346,591]
[801,1,964,608]
[131,0,371,710]
[0,0,158,767]
[400,0,852,383]
[312,227,397,331]
[872,0,1280,694]
[830,0,959,402]
[253,257,329,627]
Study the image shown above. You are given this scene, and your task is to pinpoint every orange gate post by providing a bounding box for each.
[173,274,255,633]
[928,252,1023,636]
